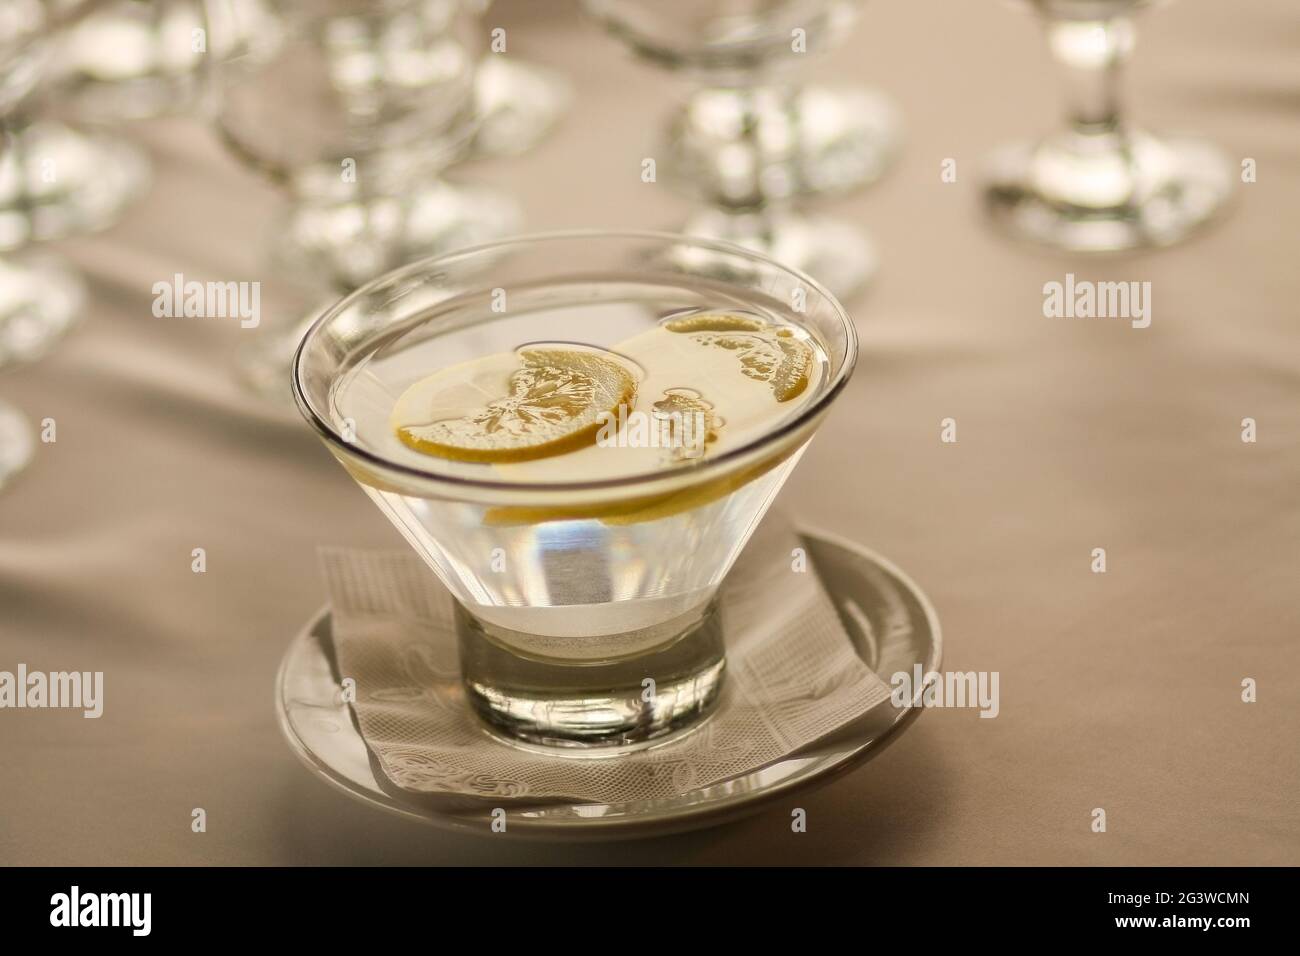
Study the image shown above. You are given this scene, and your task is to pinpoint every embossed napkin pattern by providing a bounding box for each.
[319,515,889,807]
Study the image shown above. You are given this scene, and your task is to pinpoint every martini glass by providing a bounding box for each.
[583,0,898,299]
[293,231,857,747]
[983,0,1233,251]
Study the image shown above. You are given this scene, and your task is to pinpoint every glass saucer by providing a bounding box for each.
[275,527,941,840]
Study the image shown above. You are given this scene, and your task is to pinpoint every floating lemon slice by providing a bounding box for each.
[665,312,813,402]
[395,347,637,463]
[663,313,767,334]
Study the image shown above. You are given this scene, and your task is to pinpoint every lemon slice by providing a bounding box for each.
[771,335,814,402]
[666,312,813,402]
[663,313,767,334]
[395,347,636,463]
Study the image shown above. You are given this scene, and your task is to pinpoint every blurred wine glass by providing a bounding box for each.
[52,0,269,122]
[583,0,897,299]
[0,0,89,490]
[0,1,150,250]
[215,0,520,290]
[214,0,521,398]
[983,0,1232,251]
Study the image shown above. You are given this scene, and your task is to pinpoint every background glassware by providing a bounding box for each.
[215,0,522,399]
[0,0,88,489]
[583,0,899,299]
[0,1,150,250]
[983,0,1232,251]
[52,0,270,122]
[215,0,519,292]
[293,231,858,746]
[464,0,571,158]
[0,251,84,489]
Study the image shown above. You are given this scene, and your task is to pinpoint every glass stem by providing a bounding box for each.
[1044,14,1135,138]
[685,83,798,209]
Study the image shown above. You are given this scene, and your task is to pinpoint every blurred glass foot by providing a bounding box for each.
[0,398,34,490]
[0,119,150,248]
[682,205,875,301]
[667,85,899,202]
[278,179,523,291]
[0,251,84,365]
[984,130,1232,252]
[473,56,571,158]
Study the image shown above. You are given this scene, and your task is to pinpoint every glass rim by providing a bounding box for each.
[291,228,858,496]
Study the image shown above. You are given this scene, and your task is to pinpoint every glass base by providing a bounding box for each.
[0,399,33,490]
[457,599,726,748]
[681,206,876,301]
[280,179,523,291]
[0,251,85,367]
[666,85,900,203]
[0,119,150,249]
[983,130,1233,252]
[472,57,571,158]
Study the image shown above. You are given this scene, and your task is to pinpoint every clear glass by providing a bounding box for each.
[0,250,86,489]
[213,0,519,292]
[0,3,89,489]
[982,0,1232,251]
[293,231,858,746]
[0,119,150,248]
[0,4,90,335]
[465,0,571,158]
[0,3,150,251]
[52,0,271,122]
[583,0,897,299]
[214,0,521,403]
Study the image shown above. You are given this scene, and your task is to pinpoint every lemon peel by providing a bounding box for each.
[395,348,636,463]
[665,312,812,402]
